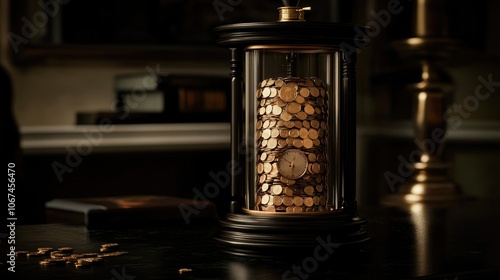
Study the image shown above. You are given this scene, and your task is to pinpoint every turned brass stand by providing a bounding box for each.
[384,0,467,205]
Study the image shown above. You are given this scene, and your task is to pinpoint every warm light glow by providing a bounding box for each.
[421,154,430,163]
[406,37,424,46]
[416,173,427,182]
[411,184,425,195]
[410,203,423,213]
[404,194,423,203]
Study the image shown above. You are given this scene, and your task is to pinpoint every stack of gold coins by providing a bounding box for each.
[255,77,329,213]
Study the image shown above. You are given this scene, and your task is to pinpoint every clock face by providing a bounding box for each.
[277,149,308,179]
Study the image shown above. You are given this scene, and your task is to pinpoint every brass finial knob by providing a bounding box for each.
[278,6,311,22]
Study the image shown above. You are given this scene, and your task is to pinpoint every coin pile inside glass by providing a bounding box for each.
[16,243,128,269]
[255,76,329,213]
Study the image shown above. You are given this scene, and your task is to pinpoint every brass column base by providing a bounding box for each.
[383,162,470,206]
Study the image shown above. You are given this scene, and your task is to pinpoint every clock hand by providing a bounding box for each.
[282,157,292,164]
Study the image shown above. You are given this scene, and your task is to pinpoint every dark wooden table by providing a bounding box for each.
[2,200,500,279]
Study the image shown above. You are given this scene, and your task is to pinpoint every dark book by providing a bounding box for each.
[45,195,217,229]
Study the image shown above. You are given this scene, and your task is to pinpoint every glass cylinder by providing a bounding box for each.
[244,47,342,214]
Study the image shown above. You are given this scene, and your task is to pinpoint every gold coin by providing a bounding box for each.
[262,129,271,139]
[293,206,303,213]
[267,197,274,205]
[261,79,268,87]
[315,107,322,114]
[275,79,284,87]
[302,120,310,128]
[261,140,267,149]
[320,195,326,205]
[267,138,278,149]
[283,196,294,206]
[316,184,324,192]
[255,195,262,206]
[278,139,287,148]
[259,107,266,115]
[280,111,292,121]
[313,139,321,146]
[304,104,315,115]
[270,87,277,98]
[307,164,314,174]
[303,139,313,148]
[277,97,287,107]
[272,105,282,115]
[308,129,319,139]
[313,77,322,86]
[262,183,270,192]
[295,95,305,104]
[260,174,267,184]
[263,162,272,173]
[277,120,285,127]
[261,194,270,204]
[296,111,308,120]
[320,88,326,97]
[286,206,294,213]
[308,153,317,162]
[280,176,289,184]
[318,129,325,137]
[304,185,315,196]
[279,85,297,102]
[299,128,309,139]
[100,243,119,251]
[256,130,262,139]
[286,137,294,146]
[284,121,295,128]
[312,163,321,173]
[266,78,275,86]
[262,87,271,98]
[256,89,262,98]
[265,104,273,115]
[299,87,310,97]
[310,120,320,129]
[284,187,294,196]
[260,152,267,161]
[294,120,303,128]
[272,185,283,195]
[257,163,264,174]
[280,129,289,138]
[293,139,303,148]
[289,129,299,138]
[293,196,304,206]
[313,196,320,205]
[304,197,314,207]
[320,163,326,173]
[316,176,323,183]
[260,99,266,107]
[286,102,301,114]
[27,252,45,258]
[287,82,298,90]
[266,205,276,212]
[268,154,276,161]
[306,79,315,87]
[273,196,283,206]
[271,128,280,138]
[310,87,320,97]
[256,120,263,129]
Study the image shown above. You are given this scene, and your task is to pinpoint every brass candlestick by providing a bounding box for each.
[385,0,466,204]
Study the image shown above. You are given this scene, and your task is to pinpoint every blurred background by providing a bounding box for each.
[1,0,499,224]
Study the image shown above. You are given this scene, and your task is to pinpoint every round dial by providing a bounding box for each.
[277,149,308,179]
